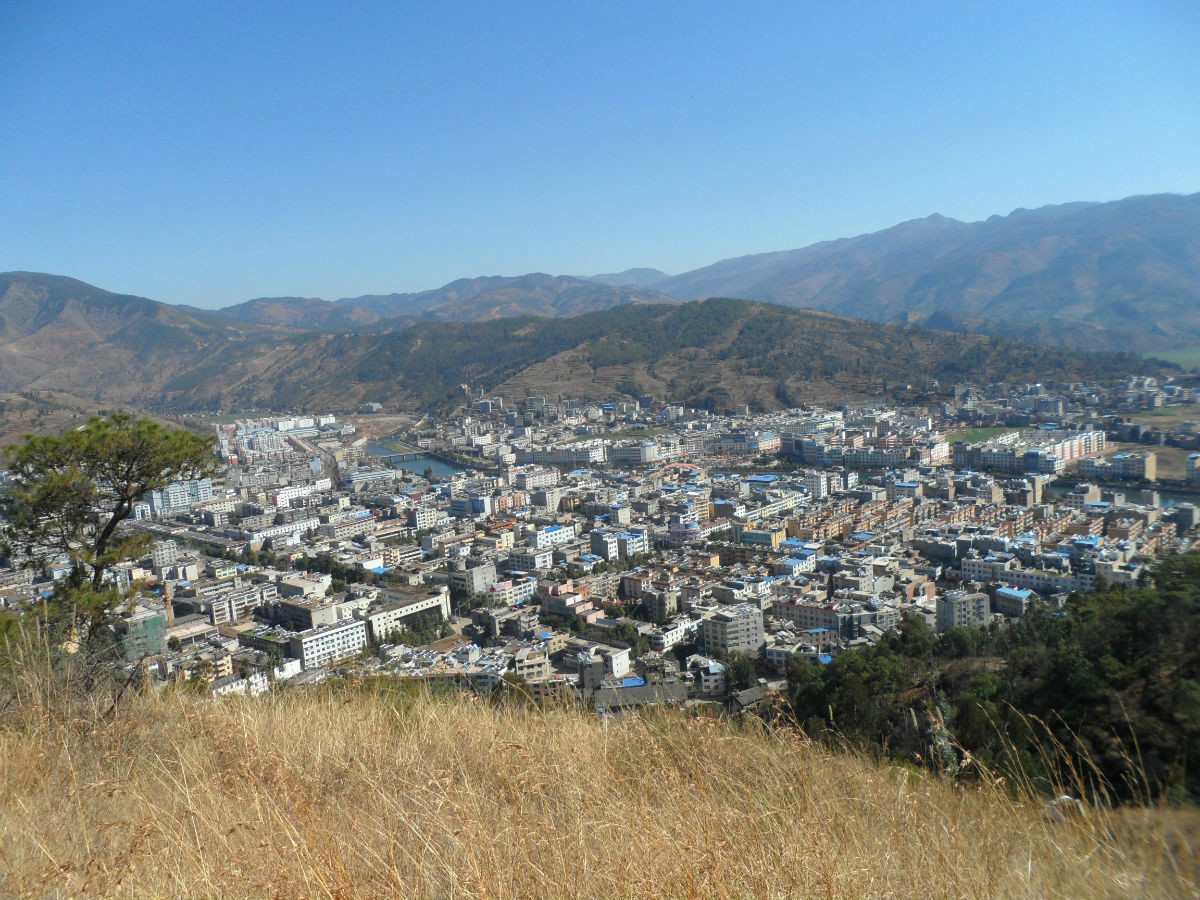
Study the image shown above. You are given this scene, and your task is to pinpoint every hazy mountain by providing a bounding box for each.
[0,274,1162,414]
[216,274,678,329]
[582,268,670,289]
[211,296,382,330]
[652,193,1200,351]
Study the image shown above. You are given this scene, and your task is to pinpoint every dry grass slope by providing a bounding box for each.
[1,681,1196,900]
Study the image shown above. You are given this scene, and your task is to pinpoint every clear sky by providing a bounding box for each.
[2,0,1198,307]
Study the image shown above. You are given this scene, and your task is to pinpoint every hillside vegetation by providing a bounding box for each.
[0,272,284,405]
[0,679,1196,899]
[790,552,1200,804]
[187,298,1166,412]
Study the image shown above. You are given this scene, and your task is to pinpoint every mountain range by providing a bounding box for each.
[1,191,1195,414]
[0,272,1166,415]
[639,192,1200,351]
[207,274,679,330]
[189,191,1200,352]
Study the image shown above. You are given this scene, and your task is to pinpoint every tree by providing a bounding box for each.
[728,652,759,691]
[2,414,216,643]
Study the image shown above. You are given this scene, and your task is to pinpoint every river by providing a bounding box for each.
[1045,482,1199,507]
[366,442,467,479]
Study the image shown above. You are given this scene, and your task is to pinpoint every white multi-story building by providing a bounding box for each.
[701,603,765,655]
[409,506,441,530]
[518,444,607,466]
[531,523,576,550]
[287,619,368,669]
[617,530,650,558]
[610,442,662,466]
[649,618,693,652]
[150,540,179,570]
[935,591,991,631]
[590,530,619,562]
[249,431,286,453]
[148,477,214,516]
[363,587,451,644]
[246,517,322,544]
[515,468,560,490]
[511,549,554,571]
[209,584,277,626]
[485,577,538,607]
[271,477,333,508]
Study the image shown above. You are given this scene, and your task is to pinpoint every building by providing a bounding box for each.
[616,530,650,558]
[119,604,167,660]
[408,506,441,531]
[649,617,691,651]
[715,432,782,456]
[484,577,538,607]
[952,430,1106,475]
[150,540,180,571]
[935,591,991,631]
[270,477,333,508]
[449,563,498,597]
[148,477,214,516]
[531,523,576,550]
[513,645,551,680]
[590,530,620,562]
[643,589,680,623]
[610,442,662,466]
[515,468,560,490]
[364,586,451,643]
[1077,452,1157,482]
[511,549,554,571]
[208,583,276,626]
[269,595,339,631]
[701,603,765,655]
[287,619,368,669]
[731,522,786,550]
[518,445,607,466]
[993,585,1035,618]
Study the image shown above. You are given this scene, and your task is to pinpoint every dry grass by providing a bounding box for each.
[0,677,1197,900]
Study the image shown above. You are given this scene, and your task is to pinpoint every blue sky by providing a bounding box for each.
[2,0,1198,307]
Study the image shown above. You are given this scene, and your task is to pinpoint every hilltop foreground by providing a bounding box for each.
[1,686,1195,899]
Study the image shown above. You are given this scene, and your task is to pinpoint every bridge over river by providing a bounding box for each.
[366,436,468,476]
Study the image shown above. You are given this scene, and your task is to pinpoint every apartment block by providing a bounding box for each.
[935,591,991,631]
[287,619,368,669]
[701,603,765,655]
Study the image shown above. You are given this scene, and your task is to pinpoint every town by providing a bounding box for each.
[5,374,1199,711]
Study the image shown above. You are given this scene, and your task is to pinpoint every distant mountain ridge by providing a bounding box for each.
[627,192,1200,351]
[0,273,1167,415]
[582,268,670,289]
[205,191,1200,349]
[215,274,679,329]
[2,192,1196,411]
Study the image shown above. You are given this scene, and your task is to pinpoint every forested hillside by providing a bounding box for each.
[199,298,1165,412]
[789,551,1200,803]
